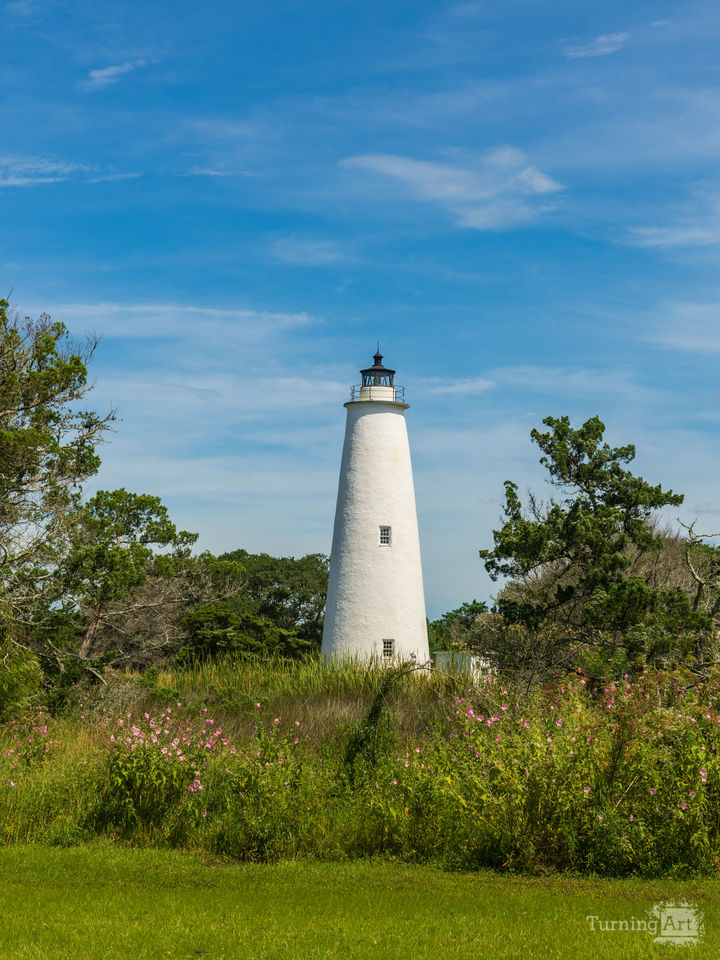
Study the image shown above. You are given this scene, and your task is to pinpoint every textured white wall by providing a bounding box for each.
[322,399,429,661]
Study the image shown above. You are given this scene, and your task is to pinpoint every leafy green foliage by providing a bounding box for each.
[480,415,710,670]
[179,550,328,660]
[0,300,113,618]
[427,600,488,651]
[0,602,42,720]
[60,488,198,659]
[220,549,328,644]
[180,603,315,659]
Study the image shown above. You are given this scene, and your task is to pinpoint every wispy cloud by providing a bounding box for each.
[84,172,142,184]
[628,188,720,249]
[0,155,139,188]
[82,59,146,91]
[484,365,668,412]
[339,147,562,230]
[449,2,484,15]
[0,155,87,187]
[426,376,495,395]
[4,0,38,17]
[271,236,349,266]
[43,301,320,340]
[186,167,261,178]
[644,303,720,354]
[562,32,629,59]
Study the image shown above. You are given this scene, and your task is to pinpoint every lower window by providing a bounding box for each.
[382,639,395,659]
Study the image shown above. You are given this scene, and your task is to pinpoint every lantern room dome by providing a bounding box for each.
[360,348,395,388]
[350,348,406,404]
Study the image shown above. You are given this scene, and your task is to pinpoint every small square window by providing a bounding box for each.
[379,526,391,545]
[382,639,394,659]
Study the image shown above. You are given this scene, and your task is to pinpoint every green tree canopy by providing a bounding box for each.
[427,600,488,651]
[0,300,113,620]
[480,415,712,671]
[180,549,329,660]
[60,488,198,659]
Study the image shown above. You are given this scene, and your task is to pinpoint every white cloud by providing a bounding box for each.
[45,301,319,340]
[644,303,720,354]
[0,155,87,187]
[271,236,349,266]
[562,32,629,59]
[628,188,720,249]
[0,156,139,188]
[186,167,261,178]
[4,0,37,16]
[631,224,720,248]
[489,364,647,396]
[82,59,146,91]
[339,147,563,230]
[85,173,142,184]
[426,377,495,395]
[449,2,485,15]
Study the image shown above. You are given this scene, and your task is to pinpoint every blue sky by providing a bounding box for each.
[3,0,720,617]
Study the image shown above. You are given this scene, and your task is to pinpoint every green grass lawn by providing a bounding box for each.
[0,845,717,960]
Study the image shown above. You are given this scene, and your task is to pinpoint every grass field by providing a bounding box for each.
[0,845,717,960]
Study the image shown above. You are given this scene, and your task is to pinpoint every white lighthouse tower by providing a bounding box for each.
[321,350,429,662]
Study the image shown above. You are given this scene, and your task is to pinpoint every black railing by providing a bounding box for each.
[349,384,405,402]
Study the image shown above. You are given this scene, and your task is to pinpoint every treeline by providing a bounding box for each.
[0,300,328,716]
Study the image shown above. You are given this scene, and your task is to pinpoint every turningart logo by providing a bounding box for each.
[586,901,704,946]
[650,902,704,946]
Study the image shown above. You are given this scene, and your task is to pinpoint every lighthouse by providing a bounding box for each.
[321,350,429,662]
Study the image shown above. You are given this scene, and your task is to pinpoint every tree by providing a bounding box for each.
[81,552,246,668]
[427,600,488,651]
[59,489,198,659]
[219,549,329,647]
[0,599,42,719]
[179,549,329,659]
[480,415,711,671]
[0,299,113,627]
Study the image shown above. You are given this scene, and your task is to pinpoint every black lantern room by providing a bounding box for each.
[360,348,395,388]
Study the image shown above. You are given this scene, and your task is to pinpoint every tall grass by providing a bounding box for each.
[2,658,720,876]
[90,655,459,742]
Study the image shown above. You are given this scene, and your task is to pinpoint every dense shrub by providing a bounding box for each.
[0,634,42,722]
[1,662,719,876]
